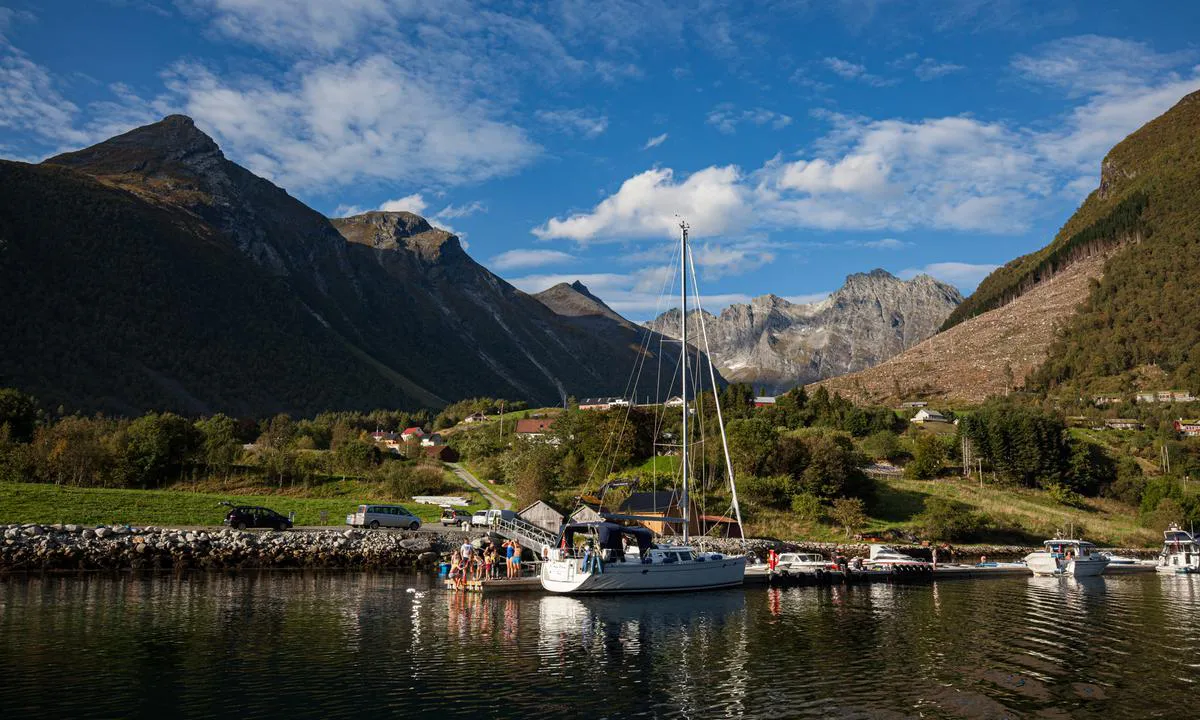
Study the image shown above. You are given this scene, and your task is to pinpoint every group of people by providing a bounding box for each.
[447,538,525,589]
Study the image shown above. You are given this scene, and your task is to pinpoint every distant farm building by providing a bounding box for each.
[420,433,445,447]
[401,427,425,441]
[422,445,459,462]
[664,396,685,407]
[578,397,631,411]
[1175,419,1200,438]
[1103,418,1142,431]
[910,409,949,424]
[1137,391,1198,403]
[901,401,929,409]
[514,418,557,442]
[753,396,776,408]
[463,413,488,423]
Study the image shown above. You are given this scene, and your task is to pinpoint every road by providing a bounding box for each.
[448,462,510,511]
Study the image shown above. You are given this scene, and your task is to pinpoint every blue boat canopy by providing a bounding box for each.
[560,521,654,554]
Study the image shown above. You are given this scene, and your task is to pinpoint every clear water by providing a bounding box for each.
[1,572,1197,718]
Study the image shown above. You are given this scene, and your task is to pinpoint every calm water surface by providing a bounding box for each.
[2,571,1198,718]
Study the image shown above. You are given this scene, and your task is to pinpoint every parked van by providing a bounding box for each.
[346,504,422,530]
[470,508,517,527]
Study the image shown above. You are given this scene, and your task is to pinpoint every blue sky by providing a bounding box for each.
[2,1,1199,320]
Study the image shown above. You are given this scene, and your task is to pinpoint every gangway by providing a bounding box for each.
[492,516,559,554]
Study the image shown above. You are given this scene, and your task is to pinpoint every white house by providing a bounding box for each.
[911,408,949,424]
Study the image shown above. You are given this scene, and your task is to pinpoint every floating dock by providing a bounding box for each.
[443,576,543,593]
[746,563,1028,586]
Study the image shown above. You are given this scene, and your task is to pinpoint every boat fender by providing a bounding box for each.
[711,553,723,560]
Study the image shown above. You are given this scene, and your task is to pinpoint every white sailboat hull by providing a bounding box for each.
[540,556,747,594]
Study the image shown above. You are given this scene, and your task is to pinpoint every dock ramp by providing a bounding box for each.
[492,516,558,554]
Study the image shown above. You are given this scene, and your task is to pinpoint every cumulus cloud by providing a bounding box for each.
[898,262,999,291]
[706,103,793,134]
[489,248,577,271]
[507,268,752,317]
[162,56,539,191]
[379,193,427,214]
[642,132,668,149]
[532,165,750,242]
[535,108,609,137]
[823,56,896,87]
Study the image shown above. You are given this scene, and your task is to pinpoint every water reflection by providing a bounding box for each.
[1,572,1198,718]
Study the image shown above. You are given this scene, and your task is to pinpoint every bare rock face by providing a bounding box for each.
[646,269,961,393]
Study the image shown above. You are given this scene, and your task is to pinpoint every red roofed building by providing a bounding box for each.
[401,427,425,441]
[1175,418,1200,437]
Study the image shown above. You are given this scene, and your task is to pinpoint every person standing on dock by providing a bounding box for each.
[767,548,779,574]
[504,540,515,578]
[512,541,523,578]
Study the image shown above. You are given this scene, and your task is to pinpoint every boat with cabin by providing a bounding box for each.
[1156,524,1200,574]
[1024,539,1109,577]
[539,221,747,594]
[776,552,832,574]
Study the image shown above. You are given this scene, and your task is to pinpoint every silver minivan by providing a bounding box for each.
[346,504,422,530]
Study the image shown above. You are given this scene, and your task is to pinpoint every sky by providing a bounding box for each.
[2,1,1199,321]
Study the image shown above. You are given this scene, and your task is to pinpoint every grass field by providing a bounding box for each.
[0,482,487,527]
[743,475,1156,547]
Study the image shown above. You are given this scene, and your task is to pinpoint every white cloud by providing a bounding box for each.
[823,56,896,87]
[333,203,365,217]
[914,58,964,81]
[163,56,539,191]
[435,200,487,219]
[1012,35,1192,96]
[861,238,906,249]
[642,132,668,149]
[0,41,88,146]
[379,193,427,215]
[489,248,577,271]
[535,108,608,138]
[693,240,776,279]
[532,165,750,242]
[898,262,999,291]
[706,103,793,134]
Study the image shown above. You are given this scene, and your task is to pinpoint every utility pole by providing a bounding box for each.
[498,400,505,441]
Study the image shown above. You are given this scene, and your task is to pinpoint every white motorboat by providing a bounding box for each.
[1156,525,1200,574]
[866,545,930,568]
[540,220,747,594]
[776,552,832,574]
[1024,539,1109,577]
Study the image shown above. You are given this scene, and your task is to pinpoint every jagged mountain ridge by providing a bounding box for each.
[645,269,962,393]
[815,88,1200,402]
[0,115,687,416]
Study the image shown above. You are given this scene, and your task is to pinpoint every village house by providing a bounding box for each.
[901,401,929,409]
[1093,396,1123,406]
[1137,391,1198,403]
[463,413,488,423]
[400,427,425,442]
[753,396,776,408]
[419,433,444,447]
[578,397,630,411]
[517,499,567,534]
[1175,419,1200,438]
[1103,418,1142,431]
[664,396,685,407]
[514,417,556,440]
[910,408,949,424]
[423,445,459,462]
[370,431,402,452]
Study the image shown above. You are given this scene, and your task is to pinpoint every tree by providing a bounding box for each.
[861,430,903,462]
[795,430,872,500]
[905,433,947,480]
[916,497,986,541]
[1065,441,1116,496]
[118,412,201,488]
[195,414,241,480]
[0,388,38,443]
[725,418,779,478]
[829,497,866,537]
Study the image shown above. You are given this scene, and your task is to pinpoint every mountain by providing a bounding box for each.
[0,116,685,416]
[645,270,962,393]
[817,88,1200,403]
[534,281,627,324]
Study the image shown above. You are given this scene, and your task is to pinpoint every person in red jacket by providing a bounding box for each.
[767,548,779,573]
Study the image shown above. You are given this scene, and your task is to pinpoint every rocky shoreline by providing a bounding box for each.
[0,523,470,572]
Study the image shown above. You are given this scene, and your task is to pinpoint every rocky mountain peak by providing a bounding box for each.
[46,114,224,178]
[331,211,464,264]
[535,281,626,323]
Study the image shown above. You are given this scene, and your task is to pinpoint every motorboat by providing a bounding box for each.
[776,552,832,574]
[1156,525,1200,574]
[865,545,930,568]
[1024,539,1109,577]
[540,522,745,594]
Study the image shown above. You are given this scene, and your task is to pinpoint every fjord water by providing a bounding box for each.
[2,573,1197,718]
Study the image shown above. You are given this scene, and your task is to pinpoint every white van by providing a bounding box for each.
[470,508,517,527]
[346,504,422,530]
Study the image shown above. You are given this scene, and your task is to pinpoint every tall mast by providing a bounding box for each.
[679,220,689,543]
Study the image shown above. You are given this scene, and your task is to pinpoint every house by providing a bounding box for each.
[695,514,743,539]
[901,401,929,409]
[664,396,685,407]
[753,396,776,407]
[618,491,686,536]
[911,408,949,424]
[422,445,459,461]
[514,418,556,439]
[1092,396,1123,406]
[569,503,605,524]
[401,427,425,441]
[420,433,444,447]
[369,431,402,452]
[1137,390,1199,403]
[1103,418,1142,431]
[463,413,488,423]
[517,500,567,534]
[578,397,630,411]
[1136,392,1156,403]
[1175,419,1200,438]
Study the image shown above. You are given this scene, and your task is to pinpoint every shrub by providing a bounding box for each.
[741,474,795,510]
[915,497,988,541]
[829,497,866,537]
[1046,483,1087,508]
[790,492,824,521]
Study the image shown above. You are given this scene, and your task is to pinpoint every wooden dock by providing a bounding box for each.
[443,576,543,593]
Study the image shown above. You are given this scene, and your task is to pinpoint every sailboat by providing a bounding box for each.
[539,221,748,594]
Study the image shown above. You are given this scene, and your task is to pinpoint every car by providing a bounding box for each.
[470,508,517,527]
[439,506,471,526]
[222,505,293,531]
[346,504,422,530]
